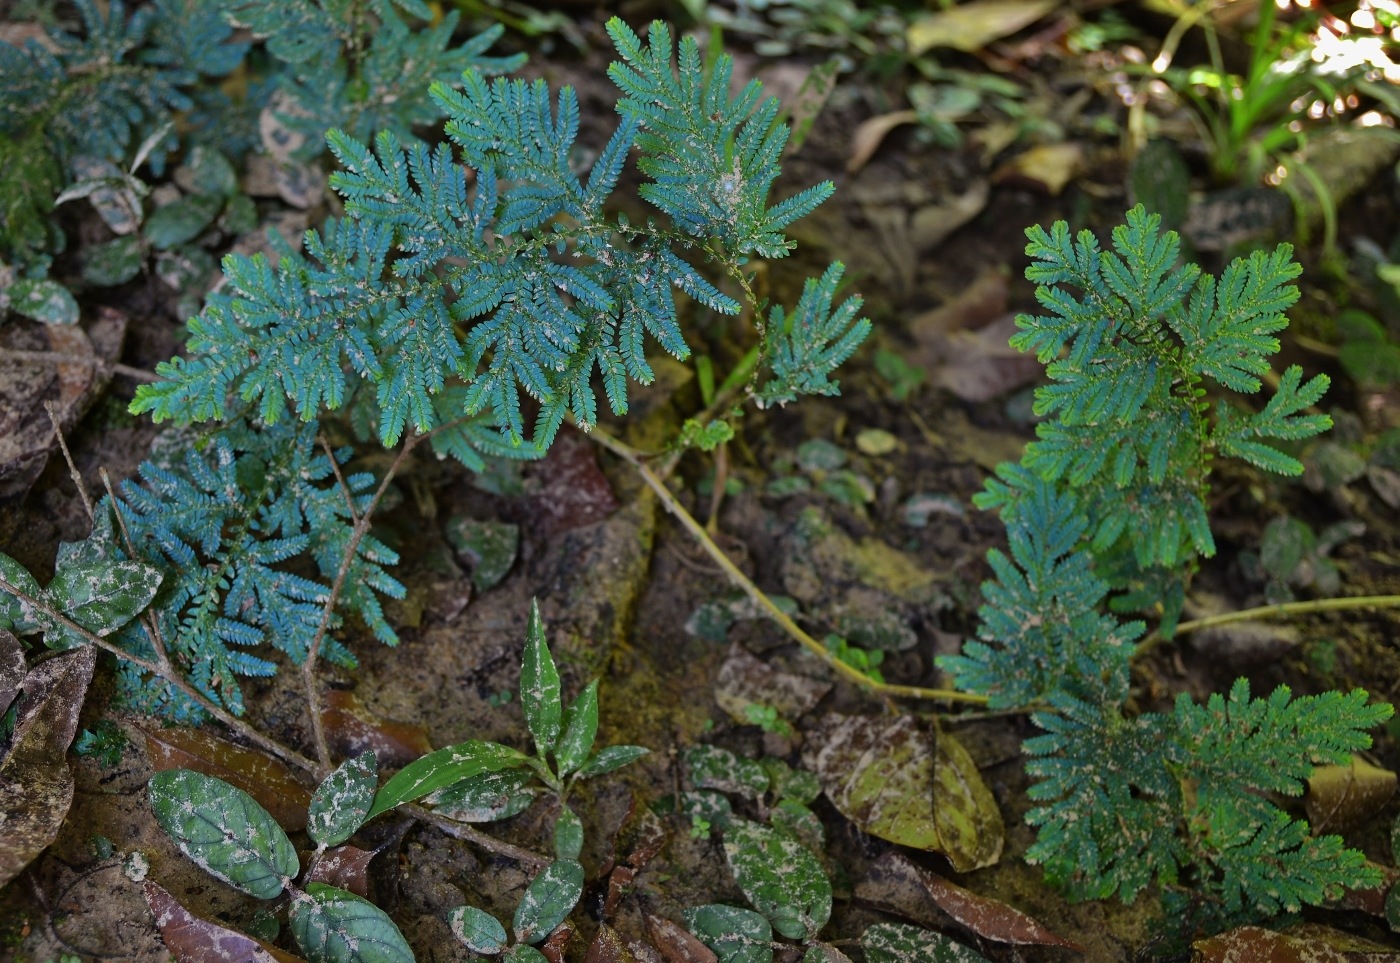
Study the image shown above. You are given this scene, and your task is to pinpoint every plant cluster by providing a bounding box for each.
[940,207,1392,931]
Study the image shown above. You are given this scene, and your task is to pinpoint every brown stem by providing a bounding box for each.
[403,804,549,868]
[43,402,95,522]
[2,349,158,382]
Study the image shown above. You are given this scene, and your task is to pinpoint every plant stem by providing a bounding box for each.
[1137,594,1400,655]
[2,349,158,382]
[588,426,988,706]
[404,804,549,868]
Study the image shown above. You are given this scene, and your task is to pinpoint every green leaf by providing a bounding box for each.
[428,767,538,823]
[555,806,583,860]
[722,818,831,940]
[82,236,144,287]
[148,769,298,900]
[43,560,162,643]
[184,146,238,197]
[555,681,599,777]
[7,279,79,325]
[860,922,989,963]
[520,600,562,758]
[0,553,44,633]
[308,751,378,848]
[144,193,223,250]
[512,859,584,944]
[368,741,527,819]
[574,745,649,779]
[504,946,549,963]
[684,904,774,963]
[290,883,414,963]
[685,745,770,799]
[448,905,509,954]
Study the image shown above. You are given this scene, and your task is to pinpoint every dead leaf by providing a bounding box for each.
[932,317,1043,403]
[715,645,832,724]
[0,307,126,500]
[802,714,1003,871]
[322,689,433,769]
[541,923,574,963]
[907,0,1061,55]
[1328,862,1400,917]
[140,726,313,830]
[144,880,305,963]
[1306,756,1397,832]
[645,915,718,963]
[0,645,95,887]
[530,426,618,539]
[847,110,919,174]
[306,844,376,898]
[0,629,23,715]
[274,160,326,210]
[992,143,1083,195]
[603,796,670,918]
[1193,923,1400,961]
[589,925,641,963]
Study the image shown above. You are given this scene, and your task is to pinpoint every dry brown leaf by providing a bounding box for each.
[322,689,433,769]
[645,915,718,963]
[603,796,670,919]
[144,880,305,963]
[141,726,313,830]
[1328,862,1400,917]
[0,646,95,887]
[541,923,574,963]
[1193,923,1400,961]
[589,925,640,963]
[847,110,919,174]
[306,844,376,898]
[531,427,619,538]
[1306,756,1397,832]
[904,855,1083,950]
[992,143,1083,195]
[715,644,831,724]
[907,0,1061,55]
[0,629,23,715]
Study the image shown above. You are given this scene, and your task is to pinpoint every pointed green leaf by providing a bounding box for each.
[428,767,538,823]
[82,236,144,287]
[512,858,584,944]
[448,905,509,954]
[520,600,561,758]
[290,883,414,963]
[575,746,649,779]
[309,751,378,848]
[555,681,599,776]
[368,740,527,819]
[7,279,79,325]
[684,904,774,963]
[722,818,831,940]
[148,769,298,899]
[554,806,583,860]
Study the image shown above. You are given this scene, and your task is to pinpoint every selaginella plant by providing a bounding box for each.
[0,18,867,720]
[147,600,649,963]
[939,207,1393,931]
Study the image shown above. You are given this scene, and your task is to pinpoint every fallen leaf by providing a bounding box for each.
[1193,923,1400,961]
[0,629,23,715]
[603,796,670,918]
[306,844,376,898]
[590,926,640,963]
[802,714,1003,871]
[141,725,313,830]
[992,143,1083,196]
[143,880,305,963]
[0,645,95,887]
[907,0,1061,55]
[530,427,619,539]
[847,110,919,174]
[322,689,433,769]
[1328,862,1400,917]
[645,915,718,963]
[274,160,326,210]
[931,316,1043,403]
[715,645,832,724]
[1307,756,1397,832]
[541,923,575,963]
[894,853,1082,949]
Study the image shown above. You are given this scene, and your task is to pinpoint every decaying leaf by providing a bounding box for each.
[802,714,1002,871]
[321,689,433,769]
[0,645,95,887]
[141,725,314,830]
[0,629,23,714]
[847,110,919,174]
[306,844,376,898]
[1306,756,1397,833]
[602,796,670,918]
[907,0,1061,55]
[861,921,990,963]
[531,427,619,538]
[715,645,832,724]
[1193,923,1400,961]
[589,925,641,963]
[991,143,1083,195]
[646,914,719,963]
[143,880,305,963]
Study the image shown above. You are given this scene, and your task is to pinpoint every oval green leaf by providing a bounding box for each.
[45,559,162,641]
[860,922,989,963]
[554,805,583,860]
[684,903,774,963]
[144,193,223,250]
[448,905,509,954]
[148,769,298,900]
[290,883,414,963]
[512,858,584,945]
[367,740,527,819]
[309,751,378,848]
[8,279,79,325]
[82,236,144,287]
[429,767,537,823]
[722,818,831,941]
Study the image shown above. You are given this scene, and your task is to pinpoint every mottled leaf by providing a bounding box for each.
[723,818,831,940]
[308,751,378,848]
[0,630,23,715]
[307,845,376,898]
[861,923,989,963]
[556,681,599,777]
[7,279,79,325]
[556,805,584,860]
[428,766,538,822]
[685,745,770,799]
[142,726,313,830]
[82,236,144,287]
[1306,756,1397,833]
[448,904,509,954]
[0,646,94,888]
[143,880,305,963]
[513,858,585,944]
[446,517,520,592]
[290,882,414,963]
[802,714,1002,871]
[506,945,550,963]
[43,559,162,644]
[144,192,222,250]
[575,745,650,779]
[521,599,562,758]
[804,945,854,963]
[149,769,299,899]
[1193,923,1400,961]
[368,740,527,818]
[684,904,774,963]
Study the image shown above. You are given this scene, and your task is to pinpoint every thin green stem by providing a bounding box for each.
[1137,594,1400,655]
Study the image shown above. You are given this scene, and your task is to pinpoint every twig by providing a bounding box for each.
[43,402,95,522]
[1137,594,1400,655]
[404,804,550,868]
[1,348,158,382]
[320,434,362,525]
[588,426,988,706]
[301,433,422,774]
